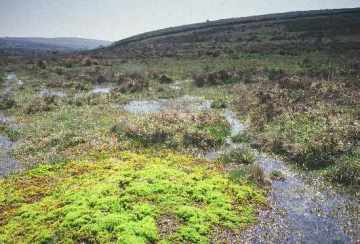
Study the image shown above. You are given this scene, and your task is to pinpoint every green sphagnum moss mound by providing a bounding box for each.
[0,151,265,243]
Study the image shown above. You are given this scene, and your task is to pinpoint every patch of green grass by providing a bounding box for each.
[211,99,227,109]
[0,151,265,243]
[0,123,21,141]
[263,112,356,169]
[0,95,16,110]
[219,147,256,165]
[231,132,251,144]
[328,148,360,187]
[203,121,231,146]
[229,168,249,182]
[0,73,4,86]
[11,104,122,164]
[270,170,286,181]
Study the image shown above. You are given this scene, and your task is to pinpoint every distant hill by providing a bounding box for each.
[0,37,112,56]
[94,7,360,58]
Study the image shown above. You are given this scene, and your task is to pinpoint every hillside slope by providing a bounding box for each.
[95,7,360,58]
[0,37,112,56]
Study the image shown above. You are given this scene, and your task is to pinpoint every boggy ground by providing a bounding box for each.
[3,51,357,189]
[0,67,268,243]
[0,48,359,243]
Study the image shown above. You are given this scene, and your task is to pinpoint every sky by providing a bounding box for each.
[0,0,359,41]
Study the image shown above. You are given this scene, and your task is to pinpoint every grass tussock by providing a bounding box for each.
[218,147,256,165]
[111,111,230,151]
[0,94,16,110]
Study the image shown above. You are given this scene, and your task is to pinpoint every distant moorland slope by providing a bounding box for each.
[95,7,360,58]
[0,37,112,56]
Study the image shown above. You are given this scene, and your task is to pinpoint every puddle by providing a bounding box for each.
[6,73,17,81]
[0,135,23,178]
[0,114,9,124]
[39,89,66,97]
[169,85,182,90]
[124,100,163,113]
[2,72,19,94]
[91,87,112,94]
[0,114,23,178]
[123,95,211,114]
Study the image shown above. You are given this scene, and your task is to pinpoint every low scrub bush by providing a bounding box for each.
[329,149,360,186]
[37,60,47,69]
[46,79,66,88]
[47,132,86,151]
[0,124,20,141]
[228,167,251,182]
[219,147,256,165]
[249,164,271,186]
[111,72,148,93]
[24,95,57,114]
[265,67,287,81]
[211,99,227,109]
[159,74,173,84]
[0,74,4,86]
[263,112,358,169]
[193,69,242,87]
[270,170,286,181]
[111,112,230,151]
[117,78,148,93]
[0,95,16,110]
[65,93,110,107]
[231,132,251,144]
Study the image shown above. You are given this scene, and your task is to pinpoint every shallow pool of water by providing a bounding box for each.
[123,96,211,114]
[2,73,19,94]
[39,89,66,97]
[91,87,112,94]
[6,73,17,81]
[0,113,23,178]
[0,134,23,178]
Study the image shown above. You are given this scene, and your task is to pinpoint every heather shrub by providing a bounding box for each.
[193,69,242,87]
[111,112,230,151]
[159,74,173,84]
[24,95,57,114]
[0,94,16,110]
[329,149,360,186]
[211,99,227,109]
[219,147,256,165]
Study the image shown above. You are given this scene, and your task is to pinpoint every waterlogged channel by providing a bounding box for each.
[0,113,23,178]
[38,86,113,97]
[0,74,23,177]
[123,96,359,244]
[0,134,23,177]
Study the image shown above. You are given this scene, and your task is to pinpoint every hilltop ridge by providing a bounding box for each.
[94,7,360,58]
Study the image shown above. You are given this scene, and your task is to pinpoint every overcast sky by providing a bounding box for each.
[0,0,358,41]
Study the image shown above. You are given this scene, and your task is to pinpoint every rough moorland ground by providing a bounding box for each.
[4,48,357,188]
[0,8,359,243]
